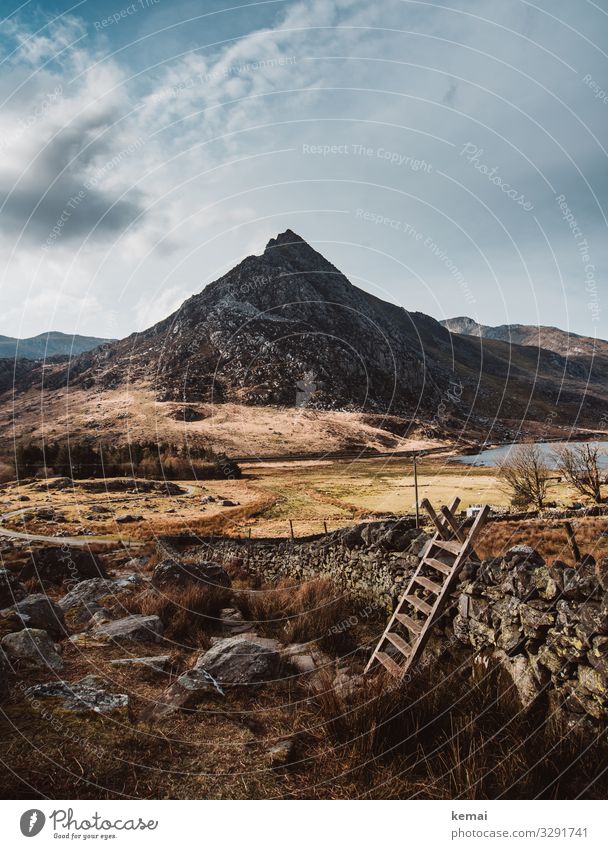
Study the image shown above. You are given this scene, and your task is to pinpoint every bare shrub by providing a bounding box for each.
[555,443,606,503]
[498,443,552,509]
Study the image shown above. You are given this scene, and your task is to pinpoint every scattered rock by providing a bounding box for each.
[220,607,254,636]
[141,667,224,720]
[89,614,164,645]
[58,578,117,625]
[266,739,294,768]
[195,635,281,686]
[5,594,66,639]
[110,655,172,679]
[1,628,63,670]
[115,514,144,524]
[25,675,129,716]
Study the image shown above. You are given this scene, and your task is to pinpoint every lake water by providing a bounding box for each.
[452,441,608,470]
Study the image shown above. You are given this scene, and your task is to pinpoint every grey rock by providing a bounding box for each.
[195,635,281,686]
[142,667,224,720]
[494,650,543,710]
[2,628,63,670]
[115,514,144,524]
[110,655,172,679]
[89,614,164,644]
[25,676,129,715]
[5,594,66,639]
[58,578,116,625]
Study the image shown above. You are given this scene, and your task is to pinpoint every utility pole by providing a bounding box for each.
[413,453,420,528]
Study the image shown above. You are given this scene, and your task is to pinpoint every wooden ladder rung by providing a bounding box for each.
[375,651,402,677]
[431,539,462,556]
[386,631,411,656]
[395,612,422,635]
[425,557,452,576]
[404,594,433,615]
[415,575,442,594]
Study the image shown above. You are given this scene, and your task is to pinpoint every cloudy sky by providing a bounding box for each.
[0,0,606,341]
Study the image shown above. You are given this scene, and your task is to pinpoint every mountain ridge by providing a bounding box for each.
[0,331,115,361]
[3,231,608,451]
[440,316,608,360]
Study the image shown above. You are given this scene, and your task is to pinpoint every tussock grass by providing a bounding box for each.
[234,577,356,651]
[120,583,231,646]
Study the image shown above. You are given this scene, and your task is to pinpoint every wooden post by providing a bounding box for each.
[323,520,328,534]
[413,454,419,529]
[289,519,294,540]
[564,521,581,563]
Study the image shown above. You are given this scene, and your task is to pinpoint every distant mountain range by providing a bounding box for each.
[440,316,608,360]
[2,231,608,452]
[0,331,113,360]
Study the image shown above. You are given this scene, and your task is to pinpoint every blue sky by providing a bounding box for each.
[0,0,606,340]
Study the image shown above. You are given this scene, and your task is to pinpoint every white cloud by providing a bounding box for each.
[0,0,605,340]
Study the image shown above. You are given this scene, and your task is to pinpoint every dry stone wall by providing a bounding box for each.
[165,521,608,723]
[161,519,430,611]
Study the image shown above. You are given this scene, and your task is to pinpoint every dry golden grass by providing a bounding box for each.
[478,517,608,565]
[119,583,232,646]
[234,577,357,651]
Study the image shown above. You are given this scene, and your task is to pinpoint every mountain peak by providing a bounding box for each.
[264,228,306,251]
[261,229,338,275]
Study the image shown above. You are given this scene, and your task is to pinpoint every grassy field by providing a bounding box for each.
[0,453,599,544]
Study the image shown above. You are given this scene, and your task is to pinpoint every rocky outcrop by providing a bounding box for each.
[1,628,63,670]
[454,546,608,721]
[142,668,225,721]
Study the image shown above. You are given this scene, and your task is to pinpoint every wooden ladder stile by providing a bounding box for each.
[364,500,490,680]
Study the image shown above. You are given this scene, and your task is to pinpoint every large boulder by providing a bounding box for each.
[20,547,107,586]
[151,559,231,590]
[0,569,27,608]
[5,594,66,639]
[25,675,129,716]
[89,614,164,644]
[195,635,281,686]
[2,628,63,670]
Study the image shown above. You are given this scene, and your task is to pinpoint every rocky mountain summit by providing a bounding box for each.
[5,231,608,432]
